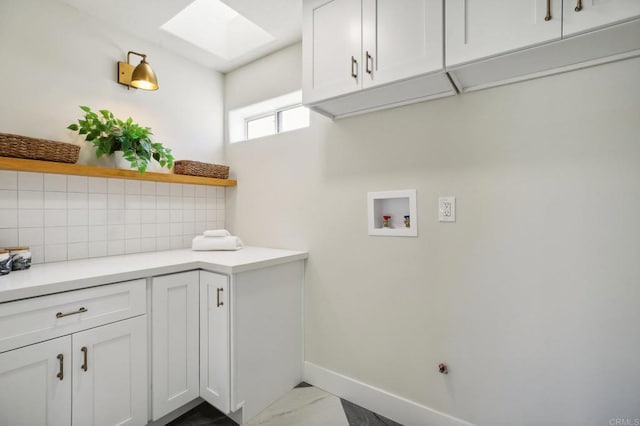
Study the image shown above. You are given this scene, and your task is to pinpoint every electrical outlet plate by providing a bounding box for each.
[439,197,455,222]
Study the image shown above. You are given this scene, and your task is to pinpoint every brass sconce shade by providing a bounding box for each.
[117,51,159,91]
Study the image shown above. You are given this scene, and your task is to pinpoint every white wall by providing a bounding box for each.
[0,0,224,165]
[225,44,640,426]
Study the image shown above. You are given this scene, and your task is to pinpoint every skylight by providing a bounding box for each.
[161,0,274,61]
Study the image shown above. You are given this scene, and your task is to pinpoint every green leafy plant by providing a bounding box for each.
[67,106,174,173]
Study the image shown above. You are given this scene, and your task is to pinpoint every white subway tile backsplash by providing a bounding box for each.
[156,236,170,250]
[183,185,195,197]
[44,192,67,209]
[107,210,125,225]
[125,209,141,224]
[88,193,107,209]
[170,236,183,249]
[125,239,141,254]
[108,193,125,210]
[19,227,44,246]
[45,209,67,227]
[67,176,88,193]
[140,210,156,224]
[4,173,224,264]
[68,242,89,260]
[88,177,107,193]
[170,184,183,197]
[125,180,140,195]
[68,209,88,226]
[125,195,141,210]
[89,209,107,226]
[44,174,67,192]
[107,224,125,240]
[45,227,67,245]
[140,181,156,195]
[67,226,89,243]
[107,179,124,194]
[140,237,156,252]
[156,196,170,209]
[68,192,88,209]
[170,210,183,223]
[0,190,18,209]
[89,241,107,258]
[194,185,206,197]
[19,209,44,228]
[140,195,156,210]
[19,191,44,209]
[18,172,43,191]
[30,245,44,264]
[0,228,18,246]
[125,223,141,239]
[156,210,170,224]
[89,225,107,242]
[0,171,18,190]
[45,244,67,263]
[107,240,125,256]
[156,182,170,196]
[0,209,18,228]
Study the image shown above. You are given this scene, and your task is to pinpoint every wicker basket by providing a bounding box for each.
[0,133,80,164]
[174,160,229,179]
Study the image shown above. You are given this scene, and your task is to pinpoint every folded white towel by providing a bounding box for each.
[203,229,231,238]
[192,235,243,251]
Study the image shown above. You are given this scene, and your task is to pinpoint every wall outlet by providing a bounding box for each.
[439,197,455,222]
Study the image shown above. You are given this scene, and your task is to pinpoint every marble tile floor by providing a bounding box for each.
[168,382,402,426]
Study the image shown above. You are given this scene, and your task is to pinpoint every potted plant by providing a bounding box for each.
[67,106,174,173]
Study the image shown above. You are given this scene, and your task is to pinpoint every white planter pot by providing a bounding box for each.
[113,151,137,171]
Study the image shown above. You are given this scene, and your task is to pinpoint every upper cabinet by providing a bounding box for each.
[303,0,455,119]
[446,0,562,67]
[563,0,640,36]
[446,0,640,92]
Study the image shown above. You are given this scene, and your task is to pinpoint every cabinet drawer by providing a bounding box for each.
[0,279,146,353]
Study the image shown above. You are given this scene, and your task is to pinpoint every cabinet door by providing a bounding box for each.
[199,271,230,414]
[362,0,443,88]
[563,0,640,36]
[72,316,147,426]
[446,0,562,67]
[0,336,71,426]
[151,271,200,420]
[302,0,362,104]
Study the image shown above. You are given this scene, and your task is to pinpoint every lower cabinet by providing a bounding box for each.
[199,270,230,413]
[0,316,147,426]
[151,262,304,424]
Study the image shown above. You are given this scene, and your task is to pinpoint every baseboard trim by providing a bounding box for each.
[303,362,474,426]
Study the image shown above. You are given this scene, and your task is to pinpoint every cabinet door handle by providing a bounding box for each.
[545,0,552,21]
[365,51,373,75]
[351,56,358,79]
[56,306,87,318]
[216,287,224,307]
[81,346,88,372]
[56,354,64,381]
[575,0,583,11]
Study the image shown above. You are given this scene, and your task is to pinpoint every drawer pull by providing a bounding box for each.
[351,56,358,79]
[575,0,582,11]
[81,346,88,372]
[216,288,224,307]
[365,51,373,75]
[545,0,552,21]
[56,354,64,380]
[56,306,87,318]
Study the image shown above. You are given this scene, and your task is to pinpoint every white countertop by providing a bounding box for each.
[0,247,308,303]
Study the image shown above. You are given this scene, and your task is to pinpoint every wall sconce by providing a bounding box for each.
[117,51,159,91]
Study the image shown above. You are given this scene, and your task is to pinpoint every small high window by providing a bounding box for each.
[229,91,310,143]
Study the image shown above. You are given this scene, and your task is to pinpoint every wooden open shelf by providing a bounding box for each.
[0,157,237,187]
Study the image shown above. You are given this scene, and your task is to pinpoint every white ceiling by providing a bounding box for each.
[60,0,302,73]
